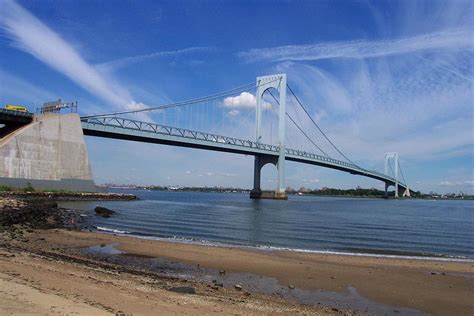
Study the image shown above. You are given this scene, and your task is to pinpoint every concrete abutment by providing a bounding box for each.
[0,113,96,192]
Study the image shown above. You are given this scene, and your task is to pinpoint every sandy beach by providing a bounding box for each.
[0,227,472,315]
[0,196,473,315]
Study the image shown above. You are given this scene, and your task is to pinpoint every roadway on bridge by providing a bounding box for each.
[81,116,407,191]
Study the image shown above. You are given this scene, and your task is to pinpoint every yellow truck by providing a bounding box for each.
[4,104,28,112]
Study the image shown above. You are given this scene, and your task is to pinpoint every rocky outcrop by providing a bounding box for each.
[94,206,115,218]
[0,191,137,201]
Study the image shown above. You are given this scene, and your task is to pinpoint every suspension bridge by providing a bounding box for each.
[77,74,410,199]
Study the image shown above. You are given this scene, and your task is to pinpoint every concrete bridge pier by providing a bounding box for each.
[385,182,410,198]
[250,155,288,200]
[385,183,401,198]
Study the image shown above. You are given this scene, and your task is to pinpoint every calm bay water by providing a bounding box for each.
[61,190,474,260]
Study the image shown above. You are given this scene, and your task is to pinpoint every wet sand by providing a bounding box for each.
[2,228,472,315]
[0,230,338,315]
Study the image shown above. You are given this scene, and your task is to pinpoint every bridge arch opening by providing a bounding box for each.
[258,87,280,146]
[260,161,278,191]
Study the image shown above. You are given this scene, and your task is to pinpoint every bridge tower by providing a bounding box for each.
[250,74,288,200]
[384,152,399,198]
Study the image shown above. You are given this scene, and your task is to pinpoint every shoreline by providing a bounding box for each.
[94,226,474,263]
[110,187,474,200]
[0,191,137,201]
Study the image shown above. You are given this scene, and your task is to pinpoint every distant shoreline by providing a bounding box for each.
[106,186,474,200]
[0,190,137,201]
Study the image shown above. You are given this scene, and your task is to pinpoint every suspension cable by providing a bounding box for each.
[83,81,255,118]
[397,160,407,184]
[388,161,396,179]
[84,78,284,119]
[267,91,330,157]
[286,84,360,168]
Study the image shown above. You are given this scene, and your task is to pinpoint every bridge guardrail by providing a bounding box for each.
[0,108,34,117]
[81,116,404,187]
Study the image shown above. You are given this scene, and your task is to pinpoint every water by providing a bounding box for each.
[60,190,474,260]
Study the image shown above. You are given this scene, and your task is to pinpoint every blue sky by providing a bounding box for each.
[0,0,473,194]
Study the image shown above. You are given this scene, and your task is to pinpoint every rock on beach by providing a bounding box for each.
[94,206,115,218]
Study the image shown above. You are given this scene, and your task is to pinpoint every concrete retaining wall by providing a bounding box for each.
[0,177,97,192]
[0,114,96,191]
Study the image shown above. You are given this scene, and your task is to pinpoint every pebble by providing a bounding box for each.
[288,285,295,289]
[219,269,226,276]
[168,286,196,294]
[234,284,242,291]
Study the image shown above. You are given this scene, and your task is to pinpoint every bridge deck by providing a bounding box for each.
[0,108,34,123]
[81,116,406,190]
[0,109,34,138]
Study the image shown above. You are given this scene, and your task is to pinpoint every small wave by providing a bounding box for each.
[252,245,474,263]
[96,226,130,234]
[93,228,474,263]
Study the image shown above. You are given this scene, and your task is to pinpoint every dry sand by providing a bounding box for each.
[1,228,472,315]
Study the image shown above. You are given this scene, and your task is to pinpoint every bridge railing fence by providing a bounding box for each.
[82,116,406,185]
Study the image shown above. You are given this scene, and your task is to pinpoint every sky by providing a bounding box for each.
[0,0,473,194]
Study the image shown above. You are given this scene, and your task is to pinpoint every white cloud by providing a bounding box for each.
[439,181,454,186]
[227,109,240,117]
[224,92,256,108]
[223,92,271,109]
[439,180,474,187]
[238,2,474,171]
[273,51,473,163]
[126,101,147,110]
[97,46,214,72]
[0,0,143,112]
[220,173,236,177]
[239,29,473,63]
